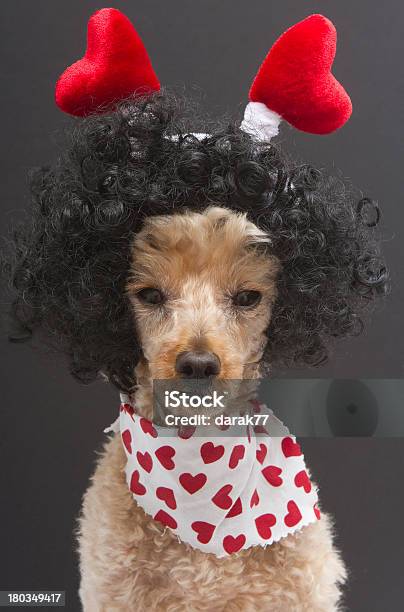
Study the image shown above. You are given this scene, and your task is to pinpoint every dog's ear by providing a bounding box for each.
[6,89,182,393]
[264,167,388,368]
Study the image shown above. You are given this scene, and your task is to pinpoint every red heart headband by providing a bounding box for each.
[55,8,160,117]
[55,9,352,137]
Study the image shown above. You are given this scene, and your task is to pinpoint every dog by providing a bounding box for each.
[77,205,348,611]
[8,91,388,611]
[6,10,388,611]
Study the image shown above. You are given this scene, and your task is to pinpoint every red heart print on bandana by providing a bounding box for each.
[118,395,320,556]
[121,429,132,454]
[212,484,233,510]
[223,534,246,554]
[281,437,302,458]
[314,503,321,520]
[156,487,177,510]
[262,465,283,487]
[256,443,267,464]
[155,445,176,470]
[130,470,146,495]
[250,489,260,508]
[229,445,245,469]
[136,451,153,473]
[178,425,196,439]
[225,497,242,518]
[140,417,157,438]
[255,513,277,540]
[294,470,312,493]
[192,521,216,544]
[200,442,225,464]
[179,472,207,494]
[254,424,268,435]
[284,501,302,527]
[120,403,136,419]
[154,509,177,530]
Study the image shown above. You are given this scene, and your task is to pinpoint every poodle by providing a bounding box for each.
[5,10,388,612]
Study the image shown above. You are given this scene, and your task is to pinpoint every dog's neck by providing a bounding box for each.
[131,359,262,421]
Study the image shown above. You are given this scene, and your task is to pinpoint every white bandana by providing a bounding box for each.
[108,394,320,557]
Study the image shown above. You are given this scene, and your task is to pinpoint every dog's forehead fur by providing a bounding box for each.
[129,207,279,291]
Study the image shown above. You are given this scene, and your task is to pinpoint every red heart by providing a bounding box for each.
[281,437,302,458]
[249,14,352,134]
[121,429,132,454]
[155,446,175,470]
[191,521,215,544]
[262,465,283,487]
[284,501,302,527]
[200,442,225,464]
[212,485,233,510]
[314,503,321,520]
[178,425,196,439]
[55,8,160,117]
[156,487,177,510]
[140,418,158,438]
[223,534,246,554]
[255,513,276,540]
[136,451,153,473]
[250,489,260,508]
[256,443,267,464]
[254,425,268,435]
[229,445,245,469]
[154,509,177,530]
[120,403,136,419]
[225,497,242,518]
[179,473,207,494]
[294,470,312,493]
[129,470,146,496]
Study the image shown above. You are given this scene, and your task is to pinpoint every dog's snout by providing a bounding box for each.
[175,351,221,379]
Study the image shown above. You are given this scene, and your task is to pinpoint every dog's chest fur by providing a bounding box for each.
[78,435,346,611]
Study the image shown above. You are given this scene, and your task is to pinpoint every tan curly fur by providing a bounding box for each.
[78,208,347,611]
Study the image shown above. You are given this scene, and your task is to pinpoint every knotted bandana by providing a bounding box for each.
[108,394,320,557]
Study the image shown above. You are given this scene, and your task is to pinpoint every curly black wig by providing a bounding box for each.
[6,92,388,392]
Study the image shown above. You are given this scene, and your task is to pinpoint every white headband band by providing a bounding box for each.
[240,102,282,142]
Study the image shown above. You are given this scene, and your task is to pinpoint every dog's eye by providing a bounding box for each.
[136,288,165,305]
[232,290,262,308]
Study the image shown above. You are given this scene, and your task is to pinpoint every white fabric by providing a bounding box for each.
[169,133,209,142]
[166,104,280,144]
[167,104,281,144]
[240,102,281,142]
[112,394,320,557]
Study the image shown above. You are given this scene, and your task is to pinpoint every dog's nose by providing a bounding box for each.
[175,351,221,378]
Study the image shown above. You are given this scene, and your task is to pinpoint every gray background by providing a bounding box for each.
[1,1,403,610]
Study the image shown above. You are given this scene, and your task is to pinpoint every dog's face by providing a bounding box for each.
[127,207,280,382]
